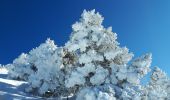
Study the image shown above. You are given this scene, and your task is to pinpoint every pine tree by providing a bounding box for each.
[7,53,32,80]
[6,10,170,99]
[64,9,133,90]
[146,67,170,100]
[26,39,65,96]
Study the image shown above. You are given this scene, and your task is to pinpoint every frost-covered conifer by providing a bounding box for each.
[146,67,170,100]
[7,53,33,80]
[127,53,152,84]
[26,39,65,96]
[7,39,65,96]
[64,10,133,94]
[5,10,170,99]
[76,84,116,100]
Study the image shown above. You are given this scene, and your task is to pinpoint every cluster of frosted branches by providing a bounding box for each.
[5,10,170,99]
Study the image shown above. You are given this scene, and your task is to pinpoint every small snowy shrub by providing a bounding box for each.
[146,67,170,99]
[26,39,65,96]
[7,53,33,80]
[5,10,170,99]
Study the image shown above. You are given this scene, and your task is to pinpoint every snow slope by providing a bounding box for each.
[0,68,41,100]
[0,68,74,100]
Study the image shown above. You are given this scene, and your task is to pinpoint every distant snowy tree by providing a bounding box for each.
[7,53,33,80]
[146,67,170,100]
[5,10,170,99]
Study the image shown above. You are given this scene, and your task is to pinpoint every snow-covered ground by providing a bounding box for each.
[0,68,41,100]
[0,68,75,100]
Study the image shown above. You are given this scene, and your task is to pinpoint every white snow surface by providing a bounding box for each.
[0,68,39,100]
[0,68,75,100]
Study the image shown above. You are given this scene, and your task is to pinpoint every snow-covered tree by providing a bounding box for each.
[146,67,170,100]
[7,39,66,96]
[64,10,134,95]
[76,84,116,100]
[5,9,170,99]
[7,53,33,80]
[26,39,65,96]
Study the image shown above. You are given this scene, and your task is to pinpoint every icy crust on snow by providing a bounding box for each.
[5,9,170,100]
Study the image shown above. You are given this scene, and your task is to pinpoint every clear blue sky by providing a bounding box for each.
[0,0,170,75]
